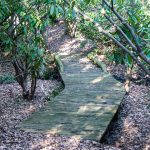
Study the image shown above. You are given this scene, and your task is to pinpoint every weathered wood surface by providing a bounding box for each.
[18,52,125,140]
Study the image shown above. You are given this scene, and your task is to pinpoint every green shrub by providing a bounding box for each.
[0,74,15,84]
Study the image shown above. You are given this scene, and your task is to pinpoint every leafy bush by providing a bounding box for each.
[0,0,64,99]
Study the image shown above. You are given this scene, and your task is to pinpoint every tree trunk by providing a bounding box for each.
[65,20,77,38]
[13,60,30,99]
[29,77,37,100]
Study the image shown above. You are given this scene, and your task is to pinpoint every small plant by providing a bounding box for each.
[0,74,15,84]
[79,40,87,48]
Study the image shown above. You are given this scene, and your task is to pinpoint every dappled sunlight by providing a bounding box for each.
[46,125,63,134]
[77,104,102,113]
[103,106,117,112]
[84,125,95,130]
[58,50,71,56]
[123,118,139,135]
[1,4,148,147]
[91,76,104,84]
[21,105,37,114]
[59,39,81,54]
[116,82,123,87]
[79,57,90,64]
[82,64,94,72]
[30,133,83,150]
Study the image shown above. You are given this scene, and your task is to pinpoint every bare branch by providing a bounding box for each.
[102,0,142,52]
[104,14,137,51]
[101,31,150,75]
[104,14,150,64]
[111,0,114,9]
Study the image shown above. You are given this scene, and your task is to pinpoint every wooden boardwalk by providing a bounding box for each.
[19,52,125,140]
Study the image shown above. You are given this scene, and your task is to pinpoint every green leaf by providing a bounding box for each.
[84,0,91,4]
[50,5,55,15]
[72,9,76,19]
[55,7,59,16]
[57,5,64,14]
[125,54,132,67]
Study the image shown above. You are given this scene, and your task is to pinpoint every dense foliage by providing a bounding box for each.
[77,0,150,74]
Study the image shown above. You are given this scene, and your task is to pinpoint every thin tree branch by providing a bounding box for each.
[104,14,137,51]
[104,14,150,64]
[101,31,150,75]
[111,0,114,9]
[102,0,142,52]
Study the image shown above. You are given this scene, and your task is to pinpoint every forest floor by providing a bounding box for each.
[0,23,150,150]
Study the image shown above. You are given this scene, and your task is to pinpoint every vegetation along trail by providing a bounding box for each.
[19,40,125,140]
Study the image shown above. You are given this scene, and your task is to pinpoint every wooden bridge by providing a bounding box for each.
[18,51,125,140]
